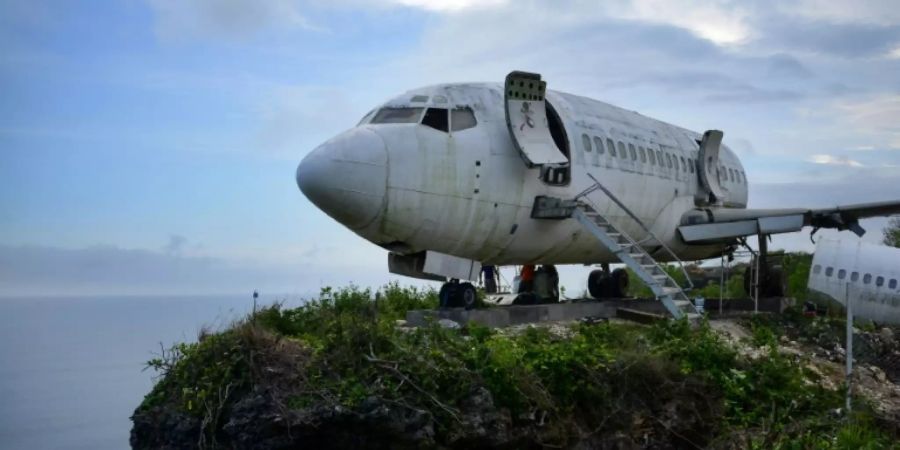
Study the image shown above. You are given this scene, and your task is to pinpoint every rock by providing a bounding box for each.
[880,327,895,342]
[220,390,437,449]
[131,405,201,450]
[394,319,408,327]
[871,366,888,383]
[446,386,513,447]
[438,318,461,329]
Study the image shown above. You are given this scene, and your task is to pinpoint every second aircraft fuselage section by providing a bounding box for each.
[297,83,750,266]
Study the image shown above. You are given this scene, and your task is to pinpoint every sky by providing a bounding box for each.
[1,0,899,296]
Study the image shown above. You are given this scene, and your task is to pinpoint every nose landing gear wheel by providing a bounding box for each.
[459,282,477,310]
[588,268,629,299]
[439,280,478,310]
[610,268,629,298]
[588,270,609,299]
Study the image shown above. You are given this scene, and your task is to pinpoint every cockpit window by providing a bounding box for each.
[371,107,424,124]
[421,108,449,132]
[451,107,477,131]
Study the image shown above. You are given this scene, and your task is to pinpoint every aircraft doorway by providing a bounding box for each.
[542,101,570,185]
[503,71,571,186]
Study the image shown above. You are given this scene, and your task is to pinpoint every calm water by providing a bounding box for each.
[0,294,308,450]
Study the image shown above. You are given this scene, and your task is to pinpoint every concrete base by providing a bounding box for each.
[406,297,796,328]
[406,299,662,328]
[703,297,795,315]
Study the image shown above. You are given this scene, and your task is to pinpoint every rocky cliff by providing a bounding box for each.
[131,285,900,449]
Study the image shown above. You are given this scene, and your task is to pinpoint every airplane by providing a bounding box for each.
[295,71,900,318]
[808,238,900,324]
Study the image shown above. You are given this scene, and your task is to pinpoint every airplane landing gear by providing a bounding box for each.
[513,264,560,305]
[588,266,629,299]
[439,279,477,310]
[743,266,786,297]
[743,233,787,298]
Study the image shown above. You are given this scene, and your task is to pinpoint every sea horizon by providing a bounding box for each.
[0,293,313,450]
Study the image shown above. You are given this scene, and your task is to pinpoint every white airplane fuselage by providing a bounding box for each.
[297,83,749,269]
[808,238,900,324]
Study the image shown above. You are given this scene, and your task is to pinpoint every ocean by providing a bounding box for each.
[0,294,308,450]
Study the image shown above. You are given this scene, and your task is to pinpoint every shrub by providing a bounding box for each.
[140,285,895,448]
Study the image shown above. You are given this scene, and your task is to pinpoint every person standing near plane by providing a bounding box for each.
[519,265,535,294]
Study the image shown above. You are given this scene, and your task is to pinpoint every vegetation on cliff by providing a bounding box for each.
[133,284,897,449]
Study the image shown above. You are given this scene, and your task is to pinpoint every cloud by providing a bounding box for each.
[837,95,900,132]
[254,85,359,157]
[888,45,900,59]
[389,0,508,12]
[162,234,188,255]
[766,53,813,78]
[146,0,319,40]
[785,0,900,27]
[610,0,753,45]
[808,154,864,167]
[756,20,900,58]
[833,95,900,149]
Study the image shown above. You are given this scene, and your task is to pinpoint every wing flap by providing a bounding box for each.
[678,201,900,244]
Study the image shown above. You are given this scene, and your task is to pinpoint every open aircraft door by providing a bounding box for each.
[697,129,726,205]
[504,71,569,168]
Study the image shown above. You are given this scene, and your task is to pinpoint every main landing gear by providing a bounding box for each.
[514,264,561,305]
[439,279,478,310]
[742,234,787,298]
[588,263,629,299]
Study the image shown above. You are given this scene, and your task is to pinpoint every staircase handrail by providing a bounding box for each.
[574,174,694,291]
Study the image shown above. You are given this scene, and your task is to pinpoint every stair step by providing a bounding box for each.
[574,203,697,321]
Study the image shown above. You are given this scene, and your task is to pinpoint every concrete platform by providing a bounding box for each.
[405,297,795,328]
[406,299,662,328]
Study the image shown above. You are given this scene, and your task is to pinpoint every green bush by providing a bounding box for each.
[141,284,896,448]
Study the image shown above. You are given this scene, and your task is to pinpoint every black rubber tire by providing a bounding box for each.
[460,282,477,310]
[439,283,455,308]
[588,270,607,299]
[611,268,629,298]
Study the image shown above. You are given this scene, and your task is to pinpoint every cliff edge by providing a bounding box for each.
[131,285,899,449]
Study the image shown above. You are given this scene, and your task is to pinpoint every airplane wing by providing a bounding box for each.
[678,200,900,244]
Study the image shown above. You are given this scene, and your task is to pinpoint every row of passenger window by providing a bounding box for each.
[813,264,899,289]
[580,133,746,184]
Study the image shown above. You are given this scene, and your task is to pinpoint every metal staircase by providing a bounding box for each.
[560,174,699,320]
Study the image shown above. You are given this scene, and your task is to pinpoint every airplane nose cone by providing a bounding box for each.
[296,127,388,230]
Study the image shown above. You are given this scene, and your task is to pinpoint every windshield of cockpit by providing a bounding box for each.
[371,107,423,124]
[360,105,477,132]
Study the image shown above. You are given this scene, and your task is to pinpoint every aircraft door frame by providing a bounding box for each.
[504,71,570,171]
[697,130,726,205]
